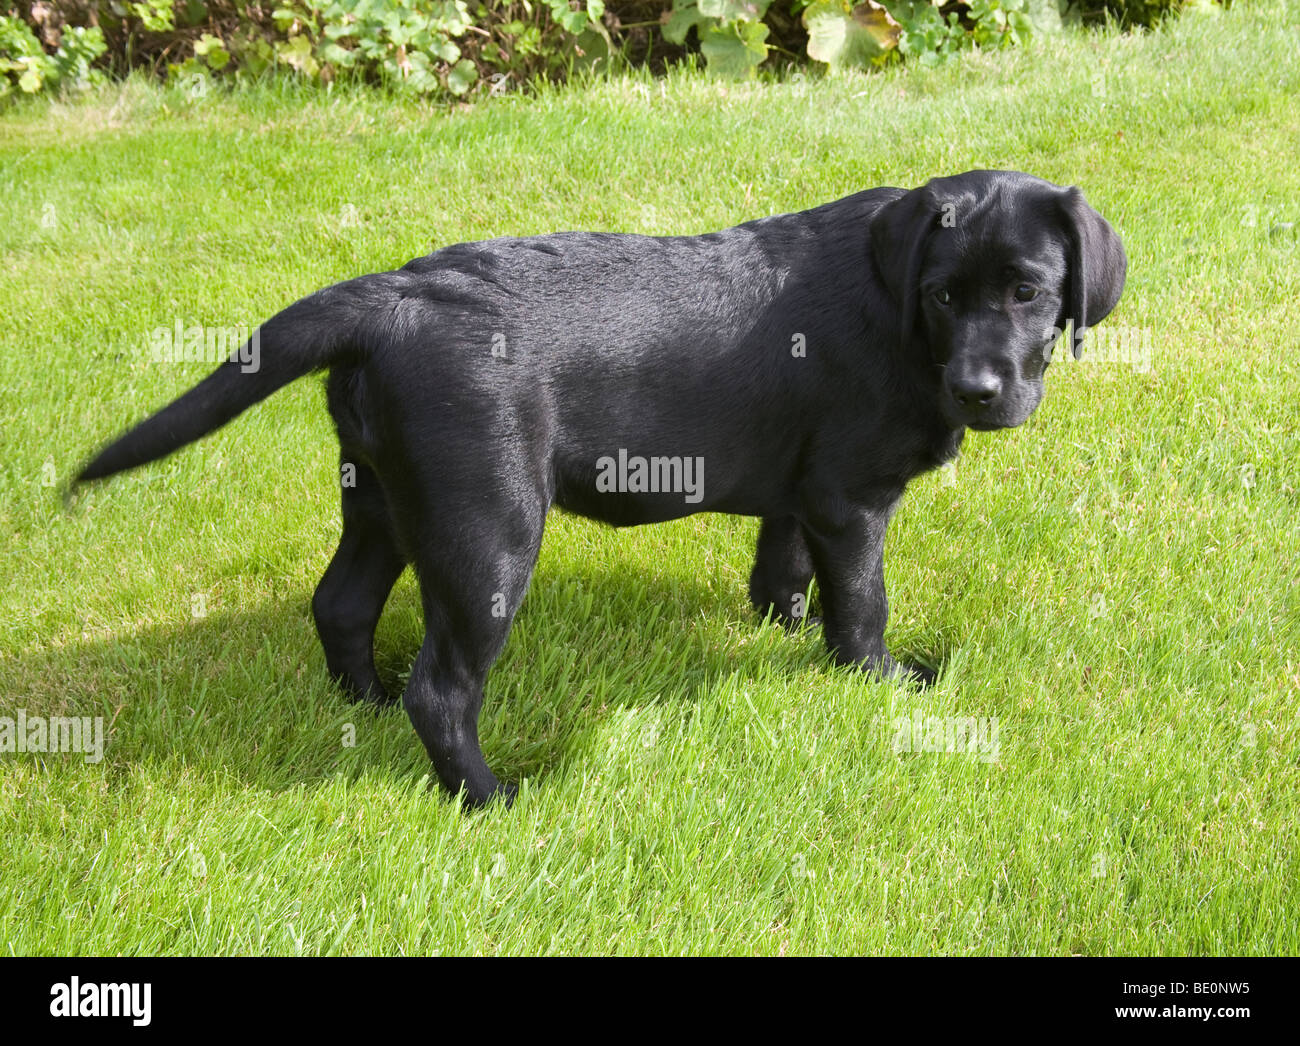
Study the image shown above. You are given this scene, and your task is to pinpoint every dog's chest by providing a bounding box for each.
[850,407,963,489]
[911,424,964,475]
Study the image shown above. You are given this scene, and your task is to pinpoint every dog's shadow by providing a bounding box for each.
[15,563,946,797]
[14,567,845,796]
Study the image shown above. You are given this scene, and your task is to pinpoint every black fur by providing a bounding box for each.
[76,169,1126,807]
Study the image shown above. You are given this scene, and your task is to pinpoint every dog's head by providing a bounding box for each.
[869,170,1126,430]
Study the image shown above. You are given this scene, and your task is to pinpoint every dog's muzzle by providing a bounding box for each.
[943,370,1039,431]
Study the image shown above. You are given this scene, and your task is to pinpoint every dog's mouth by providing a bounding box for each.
[942,400,1020,432]
[945,403,1034,432]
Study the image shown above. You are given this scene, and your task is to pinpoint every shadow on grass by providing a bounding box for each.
[1,564,947,801]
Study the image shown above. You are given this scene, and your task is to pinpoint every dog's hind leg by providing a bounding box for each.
[312,457,407,706]
[398,482,548,807]
[749,515,816,628]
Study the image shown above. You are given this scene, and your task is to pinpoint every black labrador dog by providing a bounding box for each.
[77,169,1125,806]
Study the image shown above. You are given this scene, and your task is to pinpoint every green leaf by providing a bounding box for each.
[572,25,613,70]
[18,63,42,93]
[804,1,900,70]
[664,2,704,45]
[402,50,439,93]
[276,34,320,77]
[129,0,176,33]
[447,57,477,94]
[319,42,357,67]
[194,33,230,71]
[229,32,274,78]
[699,20,769,78]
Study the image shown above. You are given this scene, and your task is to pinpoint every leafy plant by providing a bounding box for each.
[0,0,1212,99]
[803,1,903,70]
[471,1,612,85]
[127,0,178,34]
[665,0,1068,78]
[0,14,106,98]
[664,1,775,78]
[251,1,466,92]
[892,1,969,66]
[968,0,1040,48]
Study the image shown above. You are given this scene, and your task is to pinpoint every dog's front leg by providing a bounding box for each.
[803,505,935,687]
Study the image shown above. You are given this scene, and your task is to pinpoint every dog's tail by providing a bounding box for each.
[76,275,384,484]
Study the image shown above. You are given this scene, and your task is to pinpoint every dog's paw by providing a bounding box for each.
[463,780,518,811]
[831,647,936,687]
[898,660,938,689]
[344,679,398,709]
[872,653,938,689]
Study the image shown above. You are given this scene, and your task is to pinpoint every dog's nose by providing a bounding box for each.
[950,373,1002,410]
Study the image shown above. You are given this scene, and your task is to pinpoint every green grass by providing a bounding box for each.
[1,1,1298,955]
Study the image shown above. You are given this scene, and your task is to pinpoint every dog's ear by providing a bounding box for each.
[869,185,944,347]
[1058,187,1126,359]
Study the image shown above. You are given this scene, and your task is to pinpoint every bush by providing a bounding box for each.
[1,2,612,97]
[0,0,1220,102]
[0,8,105,97]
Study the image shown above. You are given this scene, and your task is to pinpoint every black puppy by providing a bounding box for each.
[77,169,1125,806]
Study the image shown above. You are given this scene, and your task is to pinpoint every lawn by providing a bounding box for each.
[0,0,1297,954]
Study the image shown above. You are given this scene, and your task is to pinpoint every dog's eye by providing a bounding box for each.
[1014,284,1038,302]
[933,289,951,306]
